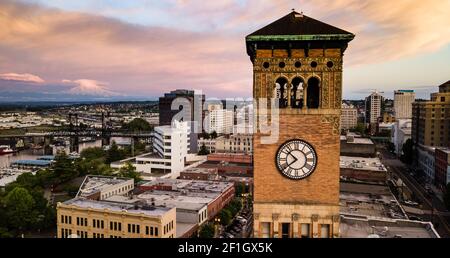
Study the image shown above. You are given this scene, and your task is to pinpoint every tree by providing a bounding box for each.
[80,147,106,161]
[444,183,450,211]
[77,158,112,176]
[200,131,210,140]
[353,123,366,136]
[401,139,414,164]
[235,183,245,197]
[198,144,210,156]
[118,162,142,183]
[228,198,242,216]
[219,209,232,226]
[4,187,35,232]
[198,223,215,238]
[106,141,125,164]
[210,131,218,139]
[122,118,152,131]
[52,152,78,184]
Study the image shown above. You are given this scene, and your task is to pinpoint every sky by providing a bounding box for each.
[1,0,450,101]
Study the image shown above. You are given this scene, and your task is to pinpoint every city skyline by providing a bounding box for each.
[1,0,450,101]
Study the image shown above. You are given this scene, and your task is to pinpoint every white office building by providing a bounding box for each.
[204,108,234,134]
[394,90,415,119]
[112,121,190,179]
[391,119,412,157]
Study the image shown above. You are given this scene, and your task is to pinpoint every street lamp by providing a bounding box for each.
[214,217,221,237]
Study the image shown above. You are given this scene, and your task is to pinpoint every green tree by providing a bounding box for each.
[219,209,232,226]
[77,158,112,176]
[353,123,366,136]
[52,152,78,184]
[401,139,414,164]
[118,162,142,183]
[80,147,106,161]
[198,144,210,156]
[200,132,210,140]
[106,141,125,164]
[228,198,242,216]
[198,223,215,238]
[122,118,152,131]
[444,183,450,211]
[235,183,245,197]
[4,187,35,232]
[210,131,218,139]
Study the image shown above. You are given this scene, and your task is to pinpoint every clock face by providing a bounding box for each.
[276,139,317,180]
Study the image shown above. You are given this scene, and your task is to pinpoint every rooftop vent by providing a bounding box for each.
[294,11,304,18]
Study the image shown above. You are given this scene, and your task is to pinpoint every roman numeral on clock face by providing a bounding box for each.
[276,140,317,180]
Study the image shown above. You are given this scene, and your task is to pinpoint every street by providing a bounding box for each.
[380,147,450,237]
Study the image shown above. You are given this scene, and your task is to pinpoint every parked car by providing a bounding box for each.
[409,216,423,221]
[404,200,419,206]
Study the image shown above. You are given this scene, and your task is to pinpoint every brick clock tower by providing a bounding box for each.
[246,11,354,238]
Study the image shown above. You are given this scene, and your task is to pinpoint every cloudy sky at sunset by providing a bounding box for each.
[1,0,450,101]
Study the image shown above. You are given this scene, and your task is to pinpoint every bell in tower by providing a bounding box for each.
[246,10,354,238]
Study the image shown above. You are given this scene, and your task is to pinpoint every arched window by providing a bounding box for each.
[307,77,320,109]
[291,77,304,109]
[275,77,288,108]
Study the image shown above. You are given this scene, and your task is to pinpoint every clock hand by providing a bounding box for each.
[287,152,298,167]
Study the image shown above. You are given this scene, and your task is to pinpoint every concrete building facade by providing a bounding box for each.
[394,90,415,119]
[341,103,358,130]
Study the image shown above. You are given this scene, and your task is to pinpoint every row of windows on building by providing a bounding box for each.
[61,215,161,237]
[60,228,125,238]
[101,184,133,199]
[260,222,331,238]
[163,221,174,235]
[198,209,207,223]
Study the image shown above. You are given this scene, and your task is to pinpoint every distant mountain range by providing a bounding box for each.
[0,80,155,102]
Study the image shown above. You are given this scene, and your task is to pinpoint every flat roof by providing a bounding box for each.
[341,136,374,145]
[77,175,133,197]
[136,191,209,211]
[340,156,387,172]
[181,167,217,174]
[12,160,52,166]
[140,178,234,193]
[62,198,173,217]
[176,222,198,238]
[340,215,439,238]
[340,183,406,220]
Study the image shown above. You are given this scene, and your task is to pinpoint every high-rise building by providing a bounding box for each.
[158,89,205,152]
[412,81,450,148]
[341,103,357,130]
[205,107,234,134]
[111,121,190,179]
[365,92,384,124]
[394,90,415,119]
[246,11,354,238]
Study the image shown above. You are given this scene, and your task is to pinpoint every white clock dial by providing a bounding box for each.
[276,139,317,180]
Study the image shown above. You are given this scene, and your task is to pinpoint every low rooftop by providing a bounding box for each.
[62,198,173,217]
[340,183,406,220]
[341,135,374,145]
[340,215,439,238]
[77,175,133,198]
[340,156,387,172]
[140,178,234,193]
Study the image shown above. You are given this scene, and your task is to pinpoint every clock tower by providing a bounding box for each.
[246,11,354,238]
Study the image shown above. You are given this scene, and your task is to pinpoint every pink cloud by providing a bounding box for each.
[0,0,449,98]
[0,73,45,83]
